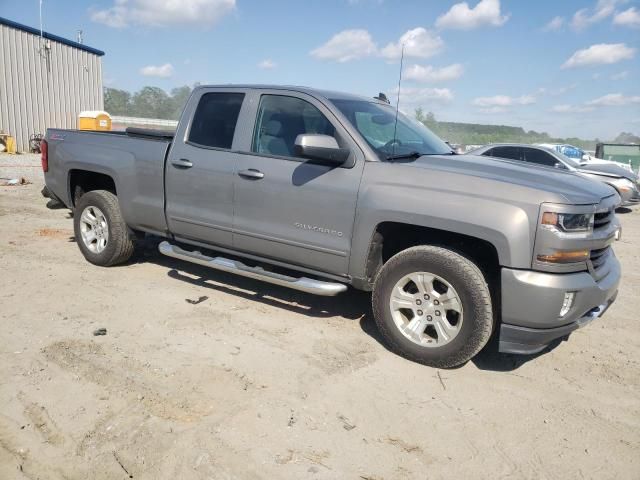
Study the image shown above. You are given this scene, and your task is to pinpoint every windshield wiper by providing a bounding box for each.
[385,151,423,161]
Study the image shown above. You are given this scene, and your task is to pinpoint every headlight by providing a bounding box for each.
[541,212,594,233]
[617,178,635,193]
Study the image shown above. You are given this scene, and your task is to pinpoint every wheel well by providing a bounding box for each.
[366,222,501,288]
[69,170,116,206]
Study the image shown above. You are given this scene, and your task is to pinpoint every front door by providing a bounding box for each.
[232,92,364,275]
[165,89,246,248]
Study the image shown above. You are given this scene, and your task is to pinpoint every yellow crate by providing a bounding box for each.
[79,111,112,131]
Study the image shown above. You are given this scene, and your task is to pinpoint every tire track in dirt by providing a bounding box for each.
[42,339,257,423]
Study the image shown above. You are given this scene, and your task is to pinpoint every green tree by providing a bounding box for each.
[104,88,131,116]
[169,85,192,120]
[131,87,172,119]
[614,132,640,144]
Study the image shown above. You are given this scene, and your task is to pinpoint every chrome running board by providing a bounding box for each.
[159,241,347,296]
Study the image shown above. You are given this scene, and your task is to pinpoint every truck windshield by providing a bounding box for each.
[330,99,453,160]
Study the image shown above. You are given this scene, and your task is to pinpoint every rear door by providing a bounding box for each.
[164,88,248,247]
[232,90,364,275]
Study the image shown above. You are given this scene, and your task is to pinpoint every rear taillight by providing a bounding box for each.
[41,139,48,172]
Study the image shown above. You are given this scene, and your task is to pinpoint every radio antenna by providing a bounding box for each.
[39,0,43,39]
[391,43,405,157]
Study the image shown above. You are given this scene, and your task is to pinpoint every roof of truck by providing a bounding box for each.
[194,84,388,103]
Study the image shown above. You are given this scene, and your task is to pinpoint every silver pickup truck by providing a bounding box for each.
[42,85,622,368]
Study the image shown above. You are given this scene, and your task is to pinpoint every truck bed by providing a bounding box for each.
[44,128,173,236]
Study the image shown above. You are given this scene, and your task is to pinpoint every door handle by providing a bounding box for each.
[238,169,265,180]
[171,158,193,168]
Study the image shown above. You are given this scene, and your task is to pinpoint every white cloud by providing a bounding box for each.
[472,94,536,107]
[310,29,377,62]
[404,63,464,83]
[551,104,594,113]
[478,106,508,114]
[258,59,276,69]
[91,0,235,28]
[586,93,640,106]
[543,84,578,96]
[613,7,640,27]
[570,0,621,30]
[611,71,629,80]
[311,27,444,63]
[403,63,464,83]
[397,87,454,106]
[562,43,636,68]
[139,63,174,77]
[435,0,509,30]
[543,16,564,31]
[380,28,444,60]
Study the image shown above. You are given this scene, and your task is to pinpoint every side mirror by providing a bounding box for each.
[582,154,590,161]
[294,134,350,167]
[554,162,565,169]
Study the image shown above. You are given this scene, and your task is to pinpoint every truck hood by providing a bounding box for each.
[576,162,637,181]
[401,154,615,205]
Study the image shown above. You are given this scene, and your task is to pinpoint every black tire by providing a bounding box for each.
[372,246,493,368]
[73,190,135,266]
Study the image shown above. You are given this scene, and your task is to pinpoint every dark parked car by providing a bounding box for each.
[469,144,640,207]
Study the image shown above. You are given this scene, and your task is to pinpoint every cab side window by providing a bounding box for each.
[188,92,245,149]
[252,95,336,158]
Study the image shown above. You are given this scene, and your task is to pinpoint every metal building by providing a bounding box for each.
[0,17,104,152]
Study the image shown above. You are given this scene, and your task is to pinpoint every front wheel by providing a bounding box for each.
[372,246,493,368]
[73,190,135,266]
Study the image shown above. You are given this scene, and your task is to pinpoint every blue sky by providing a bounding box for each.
[4,0,640,138]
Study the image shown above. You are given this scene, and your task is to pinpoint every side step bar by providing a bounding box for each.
[158,241,347,296]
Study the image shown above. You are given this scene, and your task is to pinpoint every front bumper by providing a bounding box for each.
[499,253,620,354]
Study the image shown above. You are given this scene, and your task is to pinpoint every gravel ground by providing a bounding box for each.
[0,153,43,185]
[0,173,639,479]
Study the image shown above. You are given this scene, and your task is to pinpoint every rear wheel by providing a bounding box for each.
[372,246,493,368]
[73,190,135,266]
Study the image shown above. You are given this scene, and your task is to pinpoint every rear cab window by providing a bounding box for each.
[188,92,245,149]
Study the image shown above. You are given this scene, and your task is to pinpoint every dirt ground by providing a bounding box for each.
[1,163,639,479]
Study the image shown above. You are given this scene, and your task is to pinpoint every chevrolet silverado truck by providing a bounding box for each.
[42,85,622,368]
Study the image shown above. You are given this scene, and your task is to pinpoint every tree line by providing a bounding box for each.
[104,85,195,120]
[415,108,636,150]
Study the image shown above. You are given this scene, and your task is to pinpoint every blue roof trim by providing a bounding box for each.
[0,16,105,56]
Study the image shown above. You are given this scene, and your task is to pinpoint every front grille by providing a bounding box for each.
[590,246,610,269]
[594,209,614,230]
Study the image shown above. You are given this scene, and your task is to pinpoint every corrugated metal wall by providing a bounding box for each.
[0,23,103,152]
